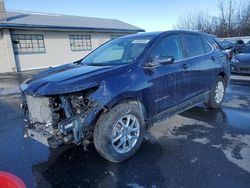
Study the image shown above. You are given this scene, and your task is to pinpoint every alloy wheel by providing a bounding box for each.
[112,115,140,154]
[214,81,224,104]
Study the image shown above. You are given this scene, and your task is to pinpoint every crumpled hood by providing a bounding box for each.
[21,63,124,96]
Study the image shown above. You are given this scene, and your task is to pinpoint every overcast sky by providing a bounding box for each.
[5,0,220,31]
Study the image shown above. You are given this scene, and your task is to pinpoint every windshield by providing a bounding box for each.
[81,35,153,66]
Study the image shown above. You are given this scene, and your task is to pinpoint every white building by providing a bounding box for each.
[0,0,144,73]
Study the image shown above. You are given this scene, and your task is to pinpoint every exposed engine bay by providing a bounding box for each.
[22,90,102,149]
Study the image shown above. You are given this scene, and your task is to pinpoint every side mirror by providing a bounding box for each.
[145,56,175,68]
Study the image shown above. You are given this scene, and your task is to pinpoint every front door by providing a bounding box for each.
[144,34,190,115]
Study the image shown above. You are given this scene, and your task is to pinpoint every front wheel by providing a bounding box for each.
[206,76,226,109]
[93,103,145,162]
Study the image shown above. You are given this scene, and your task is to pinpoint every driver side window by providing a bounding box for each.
[150,35,184,61]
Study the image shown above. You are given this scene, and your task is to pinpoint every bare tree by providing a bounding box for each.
[236,1,250,36]
[174,0,250,37]
[217,0,235,37]
[174,11,213,33]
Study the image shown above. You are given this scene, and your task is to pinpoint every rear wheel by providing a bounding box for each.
[93,103,145,162]
[206,76,225,109]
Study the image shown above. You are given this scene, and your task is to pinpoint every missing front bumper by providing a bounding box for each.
[22,93,103,149]
[25,126,64,148]
[24,105,102,148]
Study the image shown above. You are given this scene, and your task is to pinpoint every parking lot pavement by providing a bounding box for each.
[0,84,250,188]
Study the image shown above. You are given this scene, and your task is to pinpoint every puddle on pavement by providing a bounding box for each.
[223,107,250,133]
[147,104,250,174]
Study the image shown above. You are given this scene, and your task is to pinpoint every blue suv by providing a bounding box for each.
[21,30,230,162]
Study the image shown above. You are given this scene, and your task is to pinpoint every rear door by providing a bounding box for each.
[180,33,216,98]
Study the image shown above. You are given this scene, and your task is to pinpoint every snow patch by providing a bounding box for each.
[192,137,210,144]
[222,133,250,173]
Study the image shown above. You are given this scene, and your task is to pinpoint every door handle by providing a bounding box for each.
[211,56,216,61]
[183,64,189,69]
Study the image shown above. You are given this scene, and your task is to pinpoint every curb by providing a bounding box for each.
[230,75,250,86]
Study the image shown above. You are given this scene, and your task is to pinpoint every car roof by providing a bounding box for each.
[120,31,163,38]
[122,30,216,39]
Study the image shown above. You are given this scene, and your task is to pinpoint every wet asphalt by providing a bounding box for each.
[0,83,250,188]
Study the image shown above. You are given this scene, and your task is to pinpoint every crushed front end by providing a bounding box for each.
[22,91,102,148]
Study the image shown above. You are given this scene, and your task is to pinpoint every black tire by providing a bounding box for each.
[93,103,145,162]
[206,76,226,109]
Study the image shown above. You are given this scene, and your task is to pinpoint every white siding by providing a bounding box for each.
[0,29,16,73]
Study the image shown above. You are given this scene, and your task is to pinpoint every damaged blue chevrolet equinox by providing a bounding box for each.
[21,31,230,162]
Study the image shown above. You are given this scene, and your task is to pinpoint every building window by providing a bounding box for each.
[110,35,123,40]
[11,34,45,54]
[69,35,92,51]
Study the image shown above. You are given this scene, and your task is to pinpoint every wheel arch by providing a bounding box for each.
[218,71,228,86]
[106,97,148,125]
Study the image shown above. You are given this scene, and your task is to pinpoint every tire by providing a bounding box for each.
[206,76,226,109]
[93,103,145,162]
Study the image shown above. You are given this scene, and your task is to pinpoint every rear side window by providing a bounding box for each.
[150,35,184,61]
[205,35,222,50]
[202,38,212,53]
[182,34,206,57]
